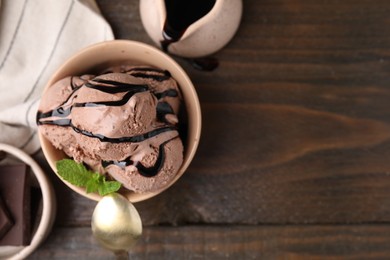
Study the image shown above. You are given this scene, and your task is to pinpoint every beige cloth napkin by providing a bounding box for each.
[0,0,114,154]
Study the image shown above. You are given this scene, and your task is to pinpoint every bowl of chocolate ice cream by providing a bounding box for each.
[37,40,201,203]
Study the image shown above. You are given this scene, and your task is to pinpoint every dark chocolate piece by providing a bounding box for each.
[0,195,13,239]
[0,164,31,246]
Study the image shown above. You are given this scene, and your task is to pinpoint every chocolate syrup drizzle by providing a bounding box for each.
[102,136,179,177]
[37,69,181,177]
[122,66,174,82]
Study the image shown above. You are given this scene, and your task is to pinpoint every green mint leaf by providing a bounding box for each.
[98,180,122,196]
[56,159,92,186]
[56,159,121,196]
[86,174,100,193]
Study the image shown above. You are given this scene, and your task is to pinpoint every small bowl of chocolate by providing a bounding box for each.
[0,143,56,260]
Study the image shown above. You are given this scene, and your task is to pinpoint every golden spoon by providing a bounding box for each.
[91,193,142,259]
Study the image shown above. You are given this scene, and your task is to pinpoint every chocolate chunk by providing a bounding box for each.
[0,195,13,239]
[0,164,31,246]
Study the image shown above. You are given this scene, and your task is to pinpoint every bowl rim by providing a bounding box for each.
[0,143,56,260]
[38,39,202,203]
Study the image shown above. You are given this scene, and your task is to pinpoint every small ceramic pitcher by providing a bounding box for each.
[140,0,243,58]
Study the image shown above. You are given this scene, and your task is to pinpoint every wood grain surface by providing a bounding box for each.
[30,225,390,259]
[30,0,390,258]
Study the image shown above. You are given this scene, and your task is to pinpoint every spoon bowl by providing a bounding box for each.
[91,193,142,256]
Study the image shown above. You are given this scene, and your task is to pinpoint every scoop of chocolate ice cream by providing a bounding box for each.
[37,66,184,193]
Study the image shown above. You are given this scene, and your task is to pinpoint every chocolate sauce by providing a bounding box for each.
[163,0,216,42]
[126,67,170,75]
[86,79,148,93]
[73,88,147,108]
[161,0,219,71]
[189,57,219,71]
[72,126,176,144]
[130,72,172,82]
[155,89,178,99]
[125,67,173,82]
[102,136,178,177]
[157,102,174,123]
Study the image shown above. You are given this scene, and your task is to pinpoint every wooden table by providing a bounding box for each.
[30,0,390,259]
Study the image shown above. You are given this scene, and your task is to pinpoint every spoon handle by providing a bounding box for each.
[114,250,129,260]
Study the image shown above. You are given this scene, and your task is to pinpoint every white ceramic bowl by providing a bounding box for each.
[0,143,56,260]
